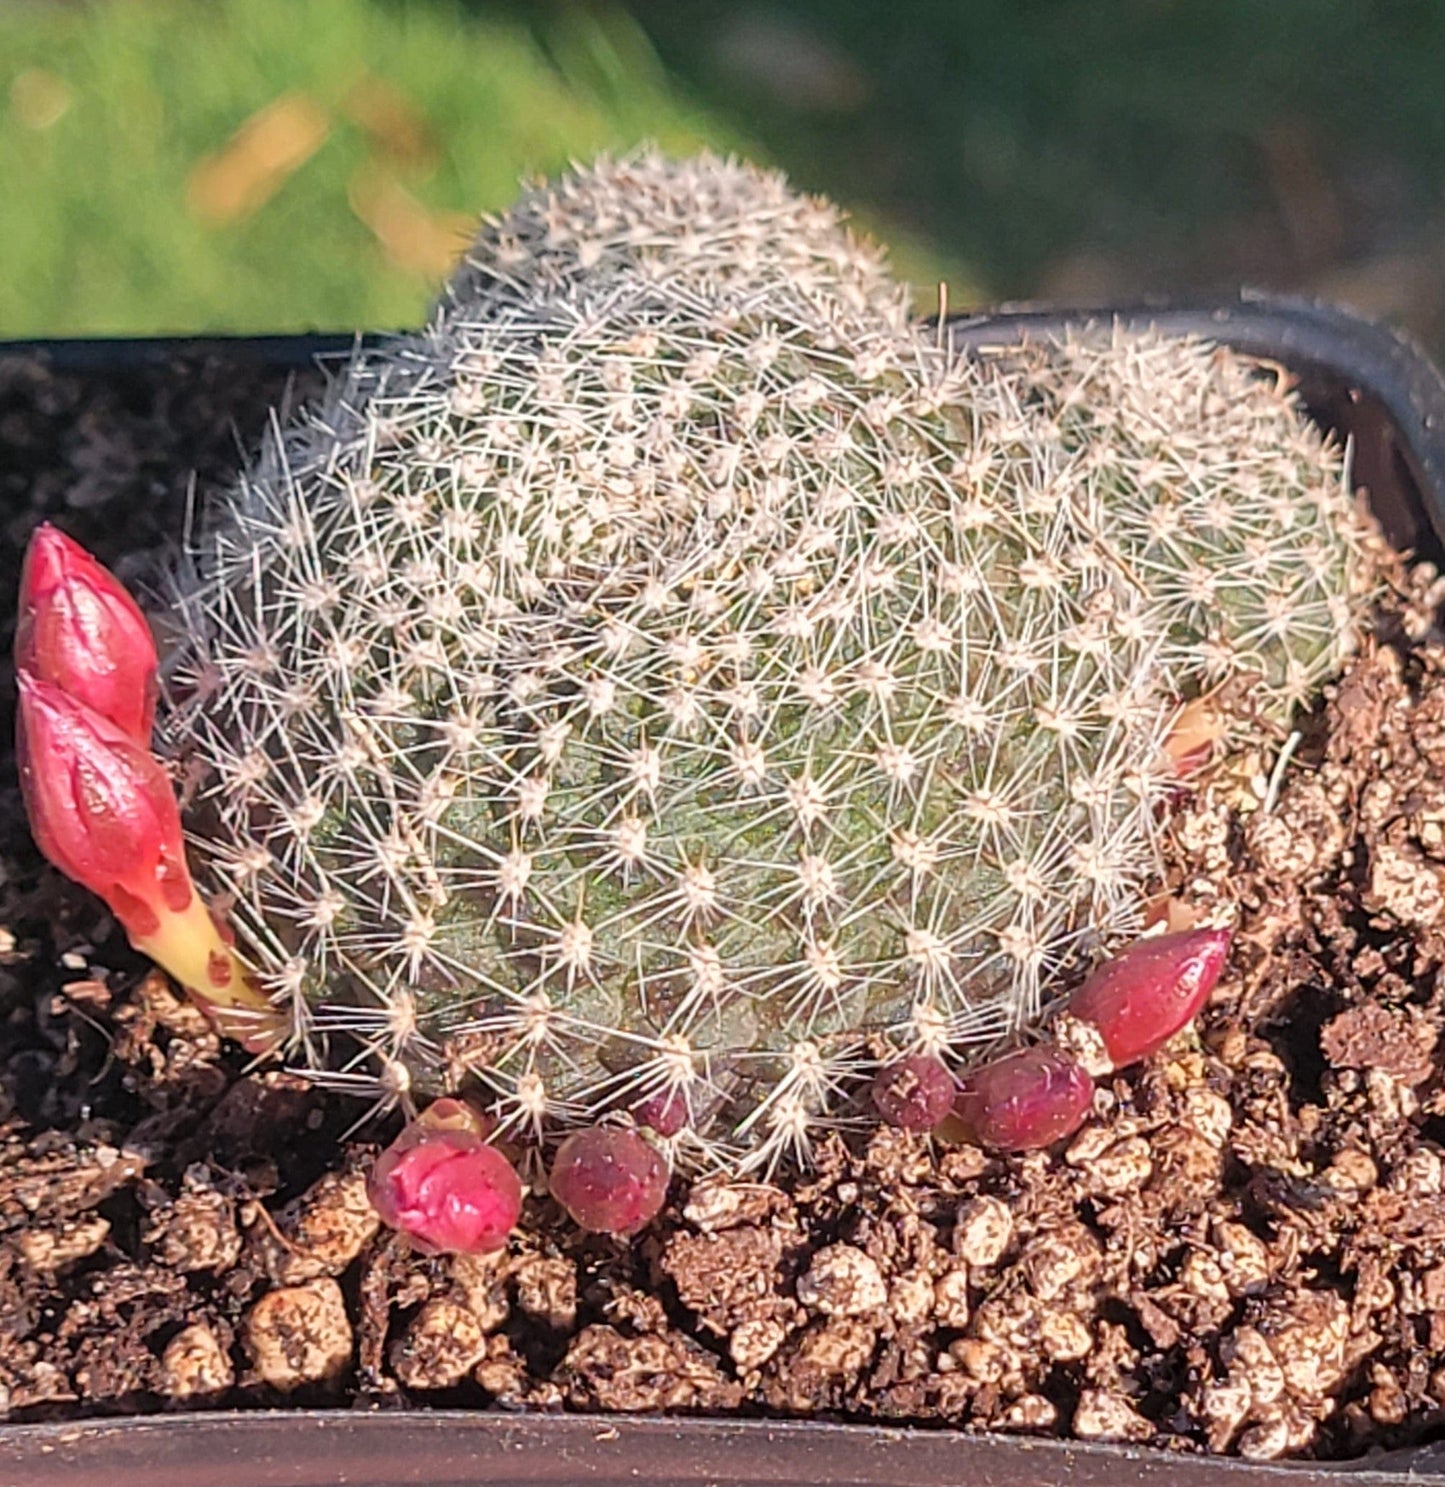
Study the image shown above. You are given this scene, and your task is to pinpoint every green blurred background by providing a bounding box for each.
[4,0,1445,349]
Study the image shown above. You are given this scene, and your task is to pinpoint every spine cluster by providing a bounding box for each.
[160,151,1373,1173]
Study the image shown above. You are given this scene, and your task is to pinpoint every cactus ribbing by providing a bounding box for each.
[161,152,1373,1174]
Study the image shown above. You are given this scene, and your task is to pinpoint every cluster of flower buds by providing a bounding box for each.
[369,1103,668,1252]
[14,525,281,1048]
[373,928,1231,1254]
[873,926,1232,1151]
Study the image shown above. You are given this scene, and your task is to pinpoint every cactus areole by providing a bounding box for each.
[16,154,1377,1247]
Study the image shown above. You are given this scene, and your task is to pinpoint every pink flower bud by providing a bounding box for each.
[550,1127,669,1236]
[633,1088,689,1137]
[1066,926,1232,1070]
[872,1054,956,1130]
[16,524,158,743]
[17,671,191,939]
[16,669,280,1040]
[367,1099,521,1255]
[954,1046,1095,1152]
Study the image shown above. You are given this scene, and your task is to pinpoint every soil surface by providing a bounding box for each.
[3,347,1445,1461]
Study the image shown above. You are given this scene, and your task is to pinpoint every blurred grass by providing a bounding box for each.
[0,0,759,335]
[622,0,1445,346]
[4,0,1445,347]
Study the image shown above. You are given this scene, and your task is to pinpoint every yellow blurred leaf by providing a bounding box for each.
[348,166,471,276]
[187,92,330,225]
[341,74,439,173]
[9,69,72,130]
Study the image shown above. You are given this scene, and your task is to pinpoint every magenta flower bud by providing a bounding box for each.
[367,1099,522,1255]
[1066,926,1232,1070]
[632,1088,689,1136]
[549,1126,669,1236]
[17,671,191,939]
[16,524,159,743]
[872,1054,956,1130]
[954,1046,1095,1152]
[16,670,280,1036]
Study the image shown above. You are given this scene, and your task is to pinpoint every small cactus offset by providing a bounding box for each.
[15,153,1378,1243]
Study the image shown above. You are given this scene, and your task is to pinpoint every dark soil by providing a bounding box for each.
[3,347,1445,1461]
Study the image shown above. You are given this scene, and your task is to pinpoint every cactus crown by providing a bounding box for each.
[163,151,1372,1172]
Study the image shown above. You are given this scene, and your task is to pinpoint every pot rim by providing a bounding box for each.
[0,1408,1440,1487]
[5,289,1442,553]
[945,289,1445,558]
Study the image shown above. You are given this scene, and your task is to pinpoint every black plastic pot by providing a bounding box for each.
[10,289,1445,553]
[3,292,1445,1486]
[948,292,1445,562]
[3,1410,1444,1487]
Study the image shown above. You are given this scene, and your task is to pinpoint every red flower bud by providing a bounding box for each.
[633,1088,689,1137]
[367,1099,521,1255]
[16,524,158,743]
[16,670,282,1041]
[550,1127,669,1236]
[1066,926,1232,1069]
[17,671,190,939]
[872,1054,957,1130]
[954,1046,1095,1152]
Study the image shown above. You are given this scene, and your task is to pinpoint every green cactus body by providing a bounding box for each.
[163,153,1372,1171]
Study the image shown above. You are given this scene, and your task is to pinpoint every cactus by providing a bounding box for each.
[15,155,1377,1241]
[440,151,909,332]
[142,151,1372,1181]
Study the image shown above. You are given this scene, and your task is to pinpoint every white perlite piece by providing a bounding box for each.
[162,151,1375,1174]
